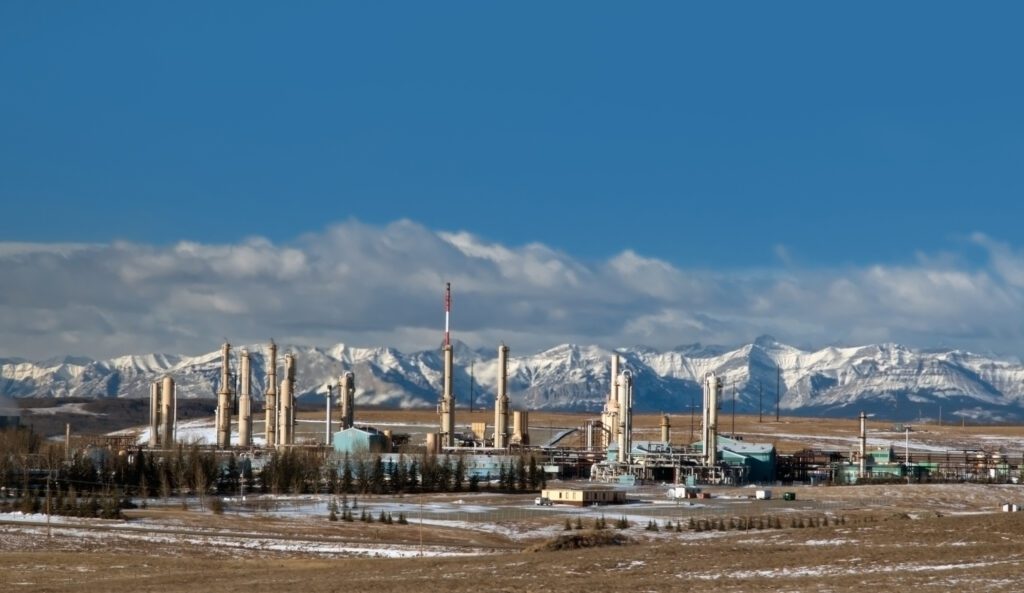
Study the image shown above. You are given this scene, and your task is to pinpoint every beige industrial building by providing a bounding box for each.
[540,486,626,506]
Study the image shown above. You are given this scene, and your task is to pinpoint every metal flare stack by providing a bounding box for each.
[438,282,456,447]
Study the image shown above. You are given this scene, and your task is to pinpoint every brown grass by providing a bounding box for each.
[5,510,1024,592]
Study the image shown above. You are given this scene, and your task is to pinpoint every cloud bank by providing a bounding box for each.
[0,220,1021,360]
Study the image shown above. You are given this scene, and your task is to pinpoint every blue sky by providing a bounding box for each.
[2,4,1024,358]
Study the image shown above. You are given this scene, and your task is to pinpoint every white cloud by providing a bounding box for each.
[2,219,1024,360]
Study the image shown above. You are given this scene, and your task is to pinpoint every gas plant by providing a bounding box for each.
[142,281,781,487]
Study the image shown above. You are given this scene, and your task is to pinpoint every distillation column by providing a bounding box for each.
[616,371,633,463]
[661,413,670,443]
[602,354,620,451]
[339,371,355,429]
[149,381,161,448]
[216,342,233,449]
[494,344,510,448]
[704,372,721,467]
[264,341,278,446]
[160,375,175,447]
[278,353,295,446]
[238,348,252,447]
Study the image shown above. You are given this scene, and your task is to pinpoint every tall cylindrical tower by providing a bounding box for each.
[704,373,720,467]
[160,375,175,447]
[149,381,161,448]
[216,342,233,449]
[238,348,252,447]
[277,353,295,446]
[494,344,510,448]
[440,344,455,447]
[616,371,633,463]
[339,371,355,429]
[264,341,278,446]
[661,413,670,443]
[602,354,620,451]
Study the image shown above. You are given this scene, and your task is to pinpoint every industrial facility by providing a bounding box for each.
[129,281,1024,492]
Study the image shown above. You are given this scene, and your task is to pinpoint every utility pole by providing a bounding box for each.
[758,381,763,423]
[689,393,695,442]
[731,380,736,436]
[776,365,781,422]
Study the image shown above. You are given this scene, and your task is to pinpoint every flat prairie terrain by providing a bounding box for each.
[5,409,1024,592]
[4,481,1024,592]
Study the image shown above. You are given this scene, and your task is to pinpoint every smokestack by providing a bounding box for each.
[661,413,670,443]
[160,375,175,448]
[216,342,233,449]
[238,348,252,447]
[616,371,633,463]
[438,282,455,448]
[264,341,278,446]
[339,371,355,429]
[149,381,161,448]
[494,344,510,448]
[444,282,451,347]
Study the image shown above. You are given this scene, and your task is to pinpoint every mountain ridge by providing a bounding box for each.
[3,337,1024,422]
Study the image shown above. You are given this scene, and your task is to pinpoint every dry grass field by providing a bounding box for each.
[4,490,1024,593]
[6,409,1024,592]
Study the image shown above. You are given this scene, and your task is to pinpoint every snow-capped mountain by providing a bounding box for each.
[3,336,1024,421]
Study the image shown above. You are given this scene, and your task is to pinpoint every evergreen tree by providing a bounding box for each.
[497,463,508,492]
[452,456,465,492]
[369,456,385,494]
[515,457,527,491]
[341,453,354,493]
[355,458,370,494]
[394,455,408,494]
[406,460,419,492]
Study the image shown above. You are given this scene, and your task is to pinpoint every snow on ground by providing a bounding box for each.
[24,402,101,416]
[130,420,267,447]
[0,512,78,524]
[683,559,1015,581]
[0,522,475,558]
[742,431,957,453]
